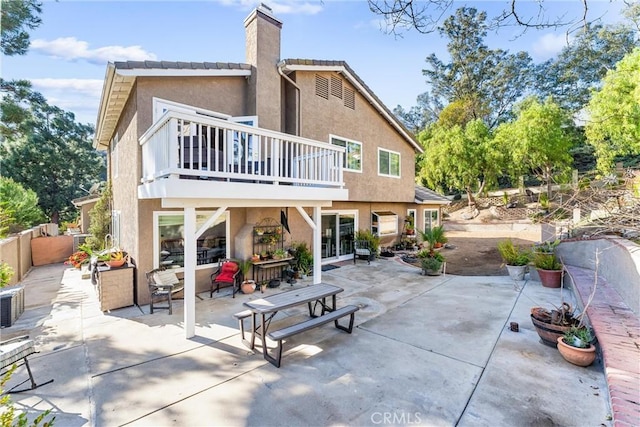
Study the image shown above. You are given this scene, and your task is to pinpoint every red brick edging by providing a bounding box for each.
[565,265,640,427]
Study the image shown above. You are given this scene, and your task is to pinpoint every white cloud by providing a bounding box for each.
[30,37,157,65]
[31,78,103,125]
[218,0,322,15]
[531,33,570,60]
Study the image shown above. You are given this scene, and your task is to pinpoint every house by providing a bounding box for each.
[94,4,448,336]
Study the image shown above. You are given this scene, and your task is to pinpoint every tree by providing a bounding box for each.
[418,119,504,206]
[86,182,112,250]
[0,177,45,233]
[421,7,532,130]
[585,48,640,174]
[535,22,638,113]
[393,92,440,134]
[0,80,105,224]
[369,0,612,35]
[0,0,42,56]
[494,97,574,198]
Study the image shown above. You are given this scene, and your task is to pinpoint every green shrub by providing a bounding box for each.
[355,229,380,255]
[497,239,530,266]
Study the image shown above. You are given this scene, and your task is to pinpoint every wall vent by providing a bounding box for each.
[344,87,355,110]
[331,76,343,99]
[315,74,329,99]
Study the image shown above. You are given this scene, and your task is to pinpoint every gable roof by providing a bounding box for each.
[280,59,422,153]
[415,186,451,205]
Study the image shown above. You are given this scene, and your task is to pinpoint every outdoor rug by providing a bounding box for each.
[321,264,340,272]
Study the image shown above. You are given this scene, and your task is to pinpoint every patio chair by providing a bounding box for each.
[0,335,53,393]
[354,240,372,265]
[210,259,240,298]
[146,267,185,315]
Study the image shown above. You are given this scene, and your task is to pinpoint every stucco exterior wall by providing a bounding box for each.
[556,237,640,315]
[294,71,416,203]
[136,76,248,132]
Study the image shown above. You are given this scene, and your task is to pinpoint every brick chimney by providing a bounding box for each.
[244,4,282,131]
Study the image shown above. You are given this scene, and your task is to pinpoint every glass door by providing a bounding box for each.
[321,212,356,262]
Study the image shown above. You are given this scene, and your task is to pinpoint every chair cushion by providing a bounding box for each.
[215,262,238,283]
[153,270,180,286]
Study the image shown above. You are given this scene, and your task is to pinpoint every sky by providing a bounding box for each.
[1,0,630,126]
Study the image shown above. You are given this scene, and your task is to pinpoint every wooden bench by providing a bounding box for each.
[266,305,359,367]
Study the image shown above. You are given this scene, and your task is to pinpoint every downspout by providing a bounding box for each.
[277,61,300,136]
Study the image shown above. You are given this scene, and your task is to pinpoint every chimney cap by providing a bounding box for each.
[244,2,283,28]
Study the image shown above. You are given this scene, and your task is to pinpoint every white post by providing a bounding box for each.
[313,206,322,284]
[183,207,196,338]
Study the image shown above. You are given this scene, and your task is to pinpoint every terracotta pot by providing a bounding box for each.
[105,259,126,268]
[537,268,562,288]
[556,336,596,367]
[241,280,256,294]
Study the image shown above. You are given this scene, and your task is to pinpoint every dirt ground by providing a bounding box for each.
[435,235,537,276]
[402,205,541,276]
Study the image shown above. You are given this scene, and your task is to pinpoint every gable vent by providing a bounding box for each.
[344,87,355,110]
[315,74,329,99]
[331,76,342,99]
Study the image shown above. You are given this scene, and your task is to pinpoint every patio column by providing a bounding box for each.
[313,206,321,284]
[184,207,196,338]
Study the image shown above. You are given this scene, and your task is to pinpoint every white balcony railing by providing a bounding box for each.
[140,110,345,188]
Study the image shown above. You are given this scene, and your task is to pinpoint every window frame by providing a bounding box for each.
[423,209,439,232]
[153,210,230,270]
[330,134,362,173]
[378,148,401,178]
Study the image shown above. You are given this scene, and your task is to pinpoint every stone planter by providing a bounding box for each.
[506,265,527,281]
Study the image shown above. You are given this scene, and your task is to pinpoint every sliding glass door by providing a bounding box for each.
[321,211,356,262]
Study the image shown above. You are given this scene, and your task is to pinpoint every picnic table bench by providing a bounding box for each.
[237,283,359,367]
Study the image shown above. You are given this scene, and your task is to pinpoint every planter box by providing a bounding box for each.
[96,266,134,311]
[0,285,25,327]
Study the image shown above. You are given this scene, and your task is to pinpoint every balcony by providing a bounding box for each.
[138,110,348,204]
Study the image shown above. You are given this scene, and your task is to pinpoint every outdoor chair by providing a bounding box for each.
[210,258,240,298]
[354,240,372,265]
[146,267,185,315]
[0,335,53,393]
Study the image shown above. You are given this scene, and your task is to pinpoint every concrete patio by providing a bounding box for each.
[3,257,612,426]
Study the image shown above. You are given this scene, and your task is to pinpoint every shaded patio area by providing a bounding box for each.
[3,258,612,426]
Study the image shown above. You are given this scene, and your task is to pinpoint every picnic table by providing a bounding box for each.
[239,283,358,367]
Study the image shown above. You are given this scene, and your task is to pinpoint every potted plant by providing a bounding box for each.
[404,216,415,235]
[533,251,563,288]
[272,248,288,260]
[431,225,448,248]
[355,229,380,260]
[291,241,313,278]
[530,303,580,347]
[237,259,255,294]
[418,250,445,276]
[557,326,596,367]
[497,239,530,280]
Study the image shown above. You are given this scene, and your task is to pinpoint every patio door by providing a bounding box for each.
[321,211,356,263]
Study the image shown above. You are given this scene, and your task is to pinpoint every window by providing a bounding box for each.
[423,209,439,231]
[155,211,229,269]
[111,210,121,247]
[230,116,258,166]
[111,133,119,178]
[330,135,362,172]
[378,148,400,178]
[372,211,398,236]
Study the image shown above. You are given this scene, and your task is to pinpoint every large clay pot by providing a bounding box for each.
[556,337,596,367]
[241,280,256,294]
[536,268,562,288]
